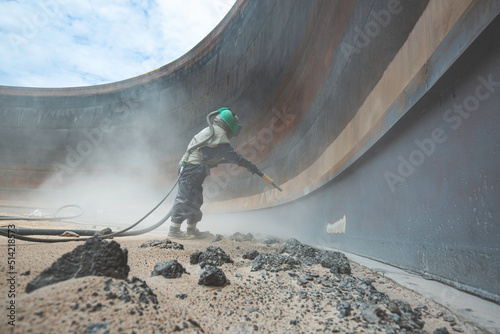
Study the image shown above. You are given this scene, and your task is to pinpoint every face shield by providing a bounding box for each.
[218,108,242,137]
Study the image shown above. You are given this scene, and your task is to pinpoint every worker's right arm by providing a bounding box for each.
[202,144,260,174]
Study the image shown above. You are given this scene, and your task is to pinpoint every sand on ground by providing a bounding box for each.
[0,220,466,333]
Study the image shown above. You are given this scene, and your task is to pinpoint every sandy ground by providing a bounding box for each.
[0,220,467,333]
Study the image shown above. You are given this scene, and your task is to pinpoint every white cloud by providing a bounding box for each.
[0,0,236,88]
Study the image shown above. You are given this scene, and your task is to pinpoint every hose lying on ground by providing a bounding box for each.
[0,111,222,243]
[0,174,181,243]
[0,204,85,222]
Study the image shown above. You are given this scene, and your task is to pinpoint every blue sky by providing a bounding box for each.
[0,0,236,88]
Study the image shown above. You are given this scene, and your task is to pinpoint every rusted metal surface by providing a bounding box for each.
[1,0,499,302]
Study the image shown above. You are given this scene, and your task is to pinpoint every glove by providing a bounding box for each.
[247,161,260,175]
[241,157,259,174]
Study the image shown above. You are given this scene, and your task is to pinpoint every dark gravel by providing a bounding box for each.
[190,246,234,268]
[211,234,224,243]
[139,239,184,250]
[198,265,227,286]
[279,238,351,274]
[251,253,300,272]
[151,260,188,279]
[258,235,282,245]
[228,232,254,242]
[26,237,129,293]
[242,250,259,260]
[103,276,158,305]
[11,234,463,333]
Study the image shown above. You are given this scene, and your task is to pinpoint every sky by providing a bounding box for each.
[0,0,236,88]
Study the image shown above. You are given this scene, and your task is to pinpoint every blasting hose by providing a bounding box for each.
[0,204,84,222]
[179,110,220,173]
[0,173,181,243]
[0,109,282,242]
[0,111,222,243]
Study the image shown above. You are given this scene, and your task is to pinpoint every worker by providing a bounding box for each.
[168,108,260,239]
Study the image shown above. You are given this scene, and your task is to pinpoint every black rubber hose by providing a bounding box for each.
[0,209,173,243]
[0,110,219,243]
[0,174,180,243]
[0,204,84,221]
[189,110,219,154]
[180,110,219,166]
[105,110,219,239]
[99,174,180,238]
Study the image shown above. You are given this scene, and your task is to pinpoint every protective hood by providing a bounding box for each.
[218,108,242,137]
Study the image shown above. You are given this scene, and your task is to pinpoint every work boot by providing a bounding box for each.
[187,227,212,239]
[168,227,195,240]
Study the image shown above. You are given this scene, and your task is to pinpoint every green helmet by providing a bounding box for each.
[218,107,242,137]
